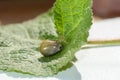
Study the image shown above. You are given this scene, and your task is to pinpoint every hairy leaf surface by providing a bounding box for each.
[0,0,92,76]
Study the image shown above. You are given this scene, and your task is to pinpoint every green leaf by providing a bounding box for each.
[0,0,92,76]
[54,0,92,41]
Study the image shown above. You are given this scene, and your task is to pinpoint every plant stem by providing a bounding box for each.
[81,39,120,49]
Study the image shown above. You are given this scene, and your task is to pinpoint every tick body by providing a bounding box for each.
[40,40,62,56]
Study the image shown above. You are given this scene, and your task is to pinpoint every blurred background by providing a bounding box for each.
[0,0,120,24]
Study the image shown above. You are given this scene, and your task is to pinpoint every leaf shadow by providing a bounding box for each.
[0,66,81,80]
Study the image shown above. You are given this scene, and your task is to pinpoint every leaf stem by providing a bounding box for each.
[81,39,120,49]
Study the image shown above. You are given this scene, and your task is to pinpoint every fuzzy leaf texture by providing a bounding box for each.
[0,0,92,76]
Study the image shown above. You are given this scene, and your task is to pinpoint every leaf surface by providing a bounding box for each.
[0,0,92,76]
